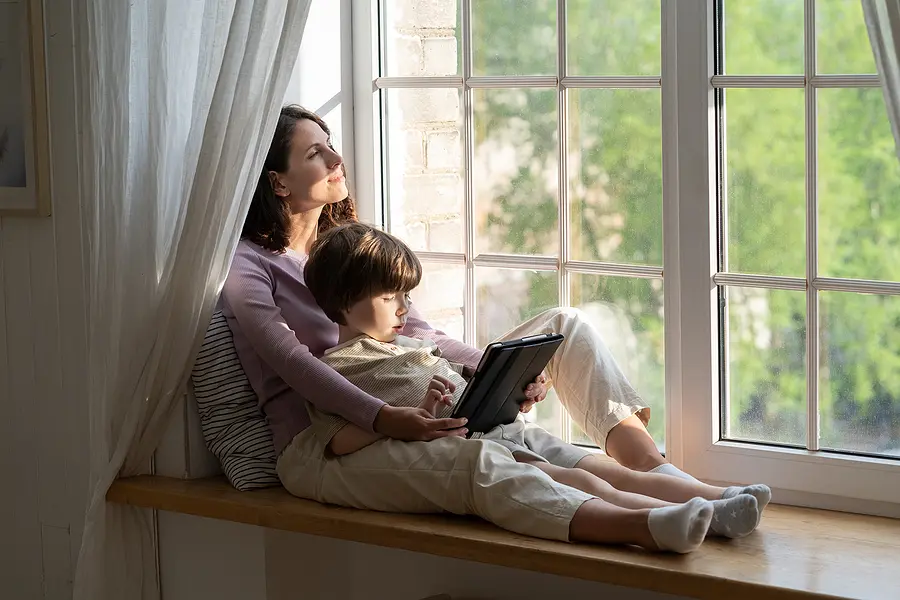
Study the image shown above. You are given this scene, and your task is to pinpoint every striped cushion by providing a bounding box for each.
[191,310,280,490]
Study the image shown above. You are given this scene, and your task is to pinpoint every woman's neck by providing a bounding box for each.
[286,206,323,254]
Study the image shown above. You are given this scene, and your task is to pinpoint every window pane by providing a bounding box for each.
[569,89,661,265]
[566,0,660,76]
[724,88,805,276]
[476,267,560,437]
[475,268,558,347]
[385,88,464,253]
[569,275,665,450]
[384,0,460,76]
[723,286,806,446]
[472,0,556,76]
[474,88,558,256]
[816,0,877,75]
[410,262,465,342]
[722,0,803,75]
[818,88,900,281]
[820,292,900,458]
[523,387,566,440]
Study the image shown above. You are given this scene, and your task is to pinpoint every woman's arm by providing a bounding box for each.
[223,250,469,440]
[328,376,457,456]
[403,305,484,371]
[404,307,546,413]
[223,250,386,431]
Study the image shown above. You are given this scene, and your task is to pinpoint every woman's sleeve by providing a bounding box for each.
[223,252,385,432]
[403,305,484,371]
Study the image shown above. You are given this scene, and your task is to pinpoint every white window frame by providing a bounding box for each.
[349,0,900,514]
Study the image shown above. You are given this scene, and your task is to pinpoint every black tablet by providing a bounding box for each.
[452,333,564,434]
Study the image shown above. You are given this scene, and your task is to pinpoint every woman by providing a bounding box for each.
[221,105,769,551]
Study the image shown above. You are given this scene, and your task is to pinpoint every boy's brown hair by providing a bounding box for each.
[304,222,422,325]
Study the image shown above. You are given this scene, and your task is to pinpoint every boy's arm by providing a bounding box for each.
[447,360,476,381]
[328,424,382,455]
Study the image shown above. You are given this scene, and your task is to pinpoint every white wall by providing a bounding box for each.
[263,531,686,600]
[0,1,90,599]
[158,518,688,600]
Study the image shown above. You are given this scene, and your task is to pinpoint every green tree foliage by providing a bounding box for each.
[471,0,900,453]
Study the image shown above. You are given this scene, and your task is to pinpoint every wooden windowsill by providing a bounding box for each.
[107,476,899,600]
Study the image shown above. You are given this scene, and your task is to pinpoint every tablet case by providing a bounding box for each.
[452,333,564,434]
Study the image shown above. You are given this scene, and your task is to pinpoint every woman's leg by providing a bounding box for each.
[509,427,670,509]
[496,308,708,485]
[522,459,671,509]
[278,433,709,552]
[605,414,667,472]
[576,455,770,515]
[494,308,656,460]
[575,454,726,501]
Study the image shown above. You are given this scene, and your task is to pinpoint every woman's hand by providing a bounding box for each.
[374,375,467,441]
[519,372,550,413]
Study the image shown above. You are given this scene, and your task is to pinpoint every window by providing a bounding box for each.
[366,0,666,448]
[715,0,899,457]
[352,0,900,510]
[682,0,900,508]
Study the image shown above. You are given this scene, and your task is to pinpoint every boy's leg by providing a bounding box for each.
[525,460,724,549]
[572,498,712,553]
[277,432,708,552]
[279,431,585,541]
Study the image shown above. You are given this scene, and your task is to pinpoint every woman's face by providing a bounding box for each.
[270,118,348,213]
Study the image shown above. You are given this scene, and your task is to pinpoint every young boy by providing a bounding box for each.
[303,223,766,549]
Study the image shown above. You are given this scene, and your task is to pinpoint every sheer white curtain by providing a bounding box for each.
[864,0,900,158]
[72,1,311,598]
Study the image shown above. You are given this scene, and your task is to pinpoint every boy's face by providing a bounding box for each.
[342,291,412,342]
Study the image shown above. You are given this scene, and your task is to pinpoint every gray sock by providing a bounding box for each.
[723,484,772,525]
[650,462,701,483]
[709,494,759,538]
[648,498,713,553]
[723,484,772,510]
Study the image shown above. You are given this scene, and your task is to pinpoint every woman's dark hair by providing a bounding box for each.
[242,105,357,252]
[304,223,422,325]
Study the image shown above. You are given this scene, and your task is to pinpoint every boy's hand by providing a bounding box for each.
[520,372,550,413]
[420,375,455,416]
[374,375,465,441]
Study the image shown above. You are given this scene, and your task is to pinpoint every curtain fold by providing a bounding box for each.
[72,1,311,598]
[864,0,900,160]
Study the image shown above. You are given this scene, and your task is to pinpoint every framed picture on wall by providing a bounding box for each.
[0,0,50,217]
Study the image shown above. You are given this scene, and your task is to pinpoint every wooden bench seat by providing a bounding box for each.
[107,475,900,600]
